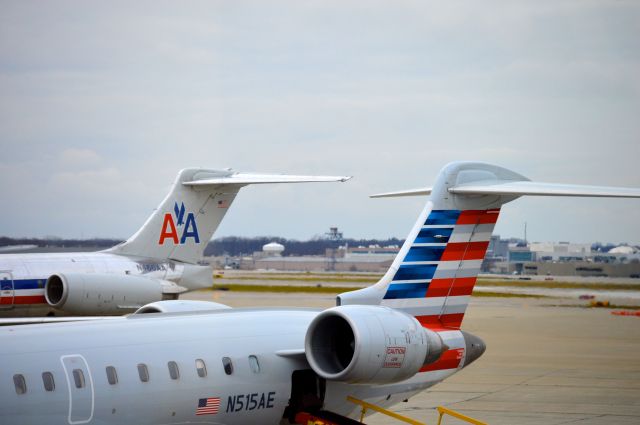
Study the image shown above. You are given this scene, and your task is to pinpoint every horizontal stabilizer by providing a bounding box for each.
[184,173,351,186]
[371,181,640,199]
[370,187,432,198]
[450,181,640,198]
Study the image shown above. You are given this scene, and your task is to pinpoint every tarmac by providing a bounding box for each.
[184,290,640,425]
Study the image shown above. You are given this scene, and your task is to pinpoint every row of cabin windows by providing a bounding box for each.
[12,356,260,395]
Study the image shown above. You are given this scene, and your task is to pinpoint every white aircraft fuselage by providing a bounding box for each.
[0,307,467,425]
[0,252,207,317]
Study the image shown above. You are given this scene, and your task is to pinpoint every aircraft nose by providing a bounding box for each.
[461,331,486,367]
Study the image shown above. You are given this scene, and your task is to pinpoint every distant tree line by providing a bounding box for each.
[0,235,405,257]
[0,236,123,249]
[204,236,405,257]
[2,236,631,257]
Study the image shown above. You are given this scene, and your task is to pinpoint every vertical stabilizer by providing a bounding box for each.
[108,169,350,264]
[339,161,640,330]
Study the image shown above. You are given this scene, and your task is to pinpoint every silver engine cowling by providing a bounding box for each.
[304,305,446,384]
[45,273,166,315]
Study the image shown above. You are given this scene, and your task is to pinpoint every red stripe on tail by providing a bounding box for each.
[426,277,476,297]
[456,209,500,225]
[440,241,489,261]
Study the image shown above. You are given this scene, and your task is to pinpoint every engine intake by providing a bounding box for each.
[305,305,446,384]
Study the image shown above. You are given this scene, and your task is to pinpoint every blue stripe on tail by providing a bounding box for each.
[424,210,460,225]
[384,282,429,299]
[393,264,438,281]
[404,246,446,262]
[414,227,453,243]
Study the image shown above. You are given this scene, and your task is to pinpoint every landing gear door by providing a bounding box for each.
[61,355,94,424]
[0,271,14,310]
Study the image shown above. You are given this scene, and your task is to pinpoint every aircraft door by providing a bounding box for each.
[284,370,326,422]
[61,355,94,424]
[0,271,14,310]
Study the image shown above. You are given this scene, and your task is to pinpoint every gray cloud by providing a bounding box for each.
[0,1,639,243]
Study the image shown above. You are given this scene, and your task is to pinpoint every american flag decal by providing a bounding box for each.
[196,397,220,415]
[217,199,229,208]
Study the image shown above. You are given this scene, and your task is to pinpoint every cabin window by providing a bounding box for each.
[137,363,149,383]
[72,369,85,389]
[196,359,207,378]
[13,374,27,395]
[106,366,118,385]
[222,357,233,375]
[168,361,180,380]
[42,372,55,391]
[248,355,260,373]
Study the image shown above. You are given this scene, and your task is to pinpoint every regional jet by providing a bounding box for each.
[0,169,350,317]
[0,161,639,425]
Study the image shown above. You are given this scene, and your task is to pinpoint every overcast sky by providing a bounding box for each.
[0,1,639,244]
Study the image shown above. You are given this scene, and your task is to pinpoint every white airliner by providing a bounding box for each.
[1,161,639,425]
[0,169,351,317]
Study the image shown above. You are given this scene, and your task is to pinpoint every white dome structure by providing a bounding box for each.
[263,242,285,256]
[609,246,636,255]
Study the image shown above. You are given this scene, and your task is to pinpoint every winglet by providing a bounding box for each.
[370,187,432,198]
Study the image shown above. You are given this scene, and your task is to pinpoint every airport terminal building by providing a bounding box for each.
[207,238,640,278]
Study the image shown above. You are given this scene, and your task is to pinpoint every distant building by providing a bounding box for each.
[487,235,509,259]
[508,249,535,263]
[529,241,591,261]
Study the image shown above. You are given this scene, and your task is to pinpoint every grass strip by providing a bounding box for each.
[476,279,640,291]
[223,275,378,283]
[212,284,362,294]
[584,304,640,310]
[472,291,549,299]
[220,275,640,291]
[212,284,549,298]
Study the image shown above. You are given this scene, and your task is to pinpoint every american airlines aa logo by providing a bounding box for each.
[158,202,200,245]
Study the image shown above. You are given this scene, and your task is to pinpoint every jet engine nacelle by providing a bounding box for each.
[45,273,165,315]
[304,305,446,384]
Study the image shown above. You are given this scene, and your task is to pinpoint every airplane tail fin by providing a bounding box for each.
[339,161,640,330]
[108,169,350,264]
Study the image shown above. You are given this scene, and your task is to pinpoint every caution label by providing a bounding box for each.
[383,346,406,368]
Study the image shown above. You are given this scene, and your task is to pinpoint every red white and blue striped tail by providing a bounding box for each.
[379,208,499,330]
[338,161,640,331]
